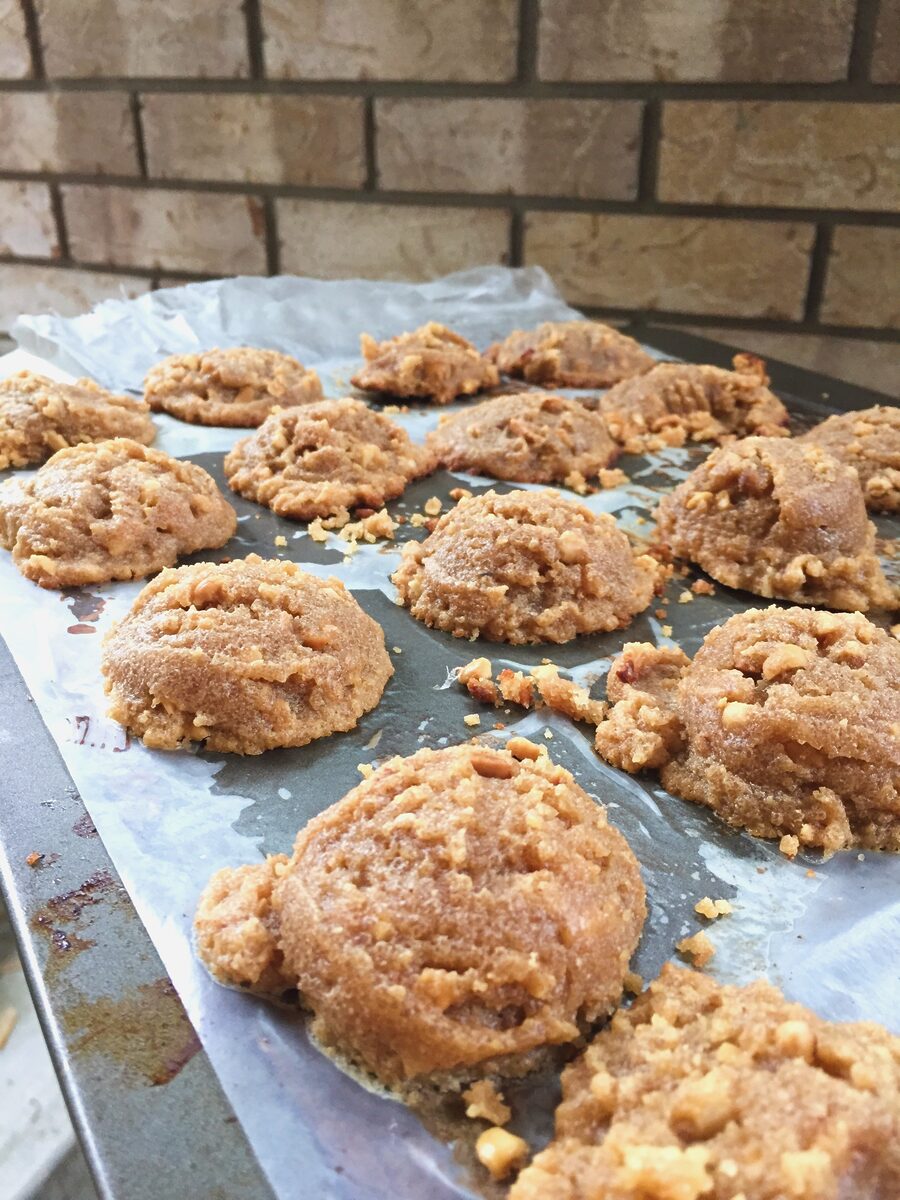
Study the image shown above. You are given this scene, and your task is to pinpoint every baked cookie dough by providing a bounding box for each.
[800,405,900,514]
[0,370,155,470]
[600,354,789,454]
[655,437,895,612]
[0,438,235,589]
[195,742,646,1091]
[488,321,654,389]
[144,347,323,427]
[511,964,900,1200]
[392,489,662,644]
[594,606,900,853]
[102,554,392,754]
[224,397,434,520]
[426,392,618,485]
[350,322,499,405]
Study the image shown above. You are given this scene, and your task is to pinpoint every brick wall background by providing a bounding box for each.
[0,0,897,389]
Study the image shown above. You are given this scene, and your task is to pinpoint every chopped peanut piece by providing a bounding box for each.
[694,897,733,920]
[475,1127,529,1180]
[463,1079,511,1126]
[464,713,481,728]
[357,763,374,779]
[507,736,545,761]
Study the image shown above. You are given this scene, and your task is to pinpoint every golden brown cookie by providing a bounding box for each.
[655,437,895,612]
[195,742,646,1091]
[595,607,900,854]
[427,392,618,485]
[392,489,661,644]
[224,397,434,520]
[350,322,499,405]
[0,370,155,470]
[144,347,322,427]
[511,964,900,1200]
[600,354,789,453]
[0,438,235,589]
[102,554,392,754]
[488,321,654,389]
[800,405,900,514]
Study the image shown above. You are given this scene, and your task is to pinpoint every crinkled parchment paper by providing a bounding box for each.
[2,268,898,1200]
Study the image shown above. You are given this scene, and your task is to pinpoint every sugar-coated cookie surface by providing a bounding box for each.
[351,322,498,405]
[0,438,235,588]
[488,321,654,389]
[800,404,900,514]
[195,742,646,1090]
[102,554,392,754]
[511,964,900,1200]
[0,370,155,469]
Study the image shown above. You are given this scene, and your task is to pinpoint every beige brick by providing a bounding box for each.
[261,0,518,81]
[0,0,31,78]
[63,186,267,275]
[524,213,814,319]
[278,200,509,282]
[537,0,855,82]
[0,183,58,257]
[36,0,248,77]
[872,0,900,83]
[142,94,365,187]
[820,227,900,329]
[376,99,641,200]
[0,265,149,331]
[659,102,900,211]
[0,92,138,174]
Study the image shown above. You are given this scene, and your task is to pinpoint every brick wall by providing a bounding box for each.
[0,0,897,367]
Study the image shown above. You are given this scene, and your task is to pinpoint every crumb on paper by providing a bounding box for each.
[392,646,402,654]
[25,851,43,867]
[409,512,427,528]
[624,970,643,995]
[691,578,715,595]
[806,869,817,878]
[543,728,553,740]
[858,853,866,862]
[779,834,800,860]
[339,509,397,544]
[274,534,287,547]
[450,487,472,502]
[475,1127,529,1181]
[563,469,589,495]
[655,608,667,619]
[456,657,605,728]
[676,931,715,968]
[463,1080,511,1126]
[464,713,481,728]
[661,624,673,637]
[424,496,442,516]
[0,1006,17,1050]
[357,763,374,779]
[598,467,628,489]
[678,590,694,604]
[507,736,547,761]
[694,897,733,920]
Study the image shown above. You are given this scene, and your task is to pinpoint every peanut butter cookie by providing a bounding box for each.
[0,370,154,470]
[427,392,618,484]
[0,438,235,589]
[488,321,653,389]
[595,607,900,853]
[800,405,900,514]
[144,347,322,426]
[102,554,392,754]
[224,397,434,520]
[655,437,895,611]
[600,354,789,453]
[350,322,499,405]
[393,489,661,644]
[511,964,900,1200]
[195,742,646,1091]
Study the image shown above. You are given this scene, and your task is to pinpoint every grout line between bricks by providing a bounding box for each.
[516,0,540,83]
[848,0,882,82]
[637,100,661,202]
[47,184,69,260]
[508,210,524,267]
[19,0,45,80]
[363,98,377,190]
[243,0,266,79]
[803,224,835,323]
[129,93,149,178]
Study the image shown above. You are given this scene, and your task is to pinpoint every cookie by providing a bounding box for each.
[0,438,235,589]
[0,370,155,470]
[392,489,661,644]
[595,607,900,853]
[224,397,434,520]
[195,742,646,1091]
[144,347,323,427]
[600,354,789,453]
[800,405,900,514]
[655,437,895,612]
[350,322,499,405]
[488,321,654,389]
[427,392,618,485]
[102,554,392,754]
[511,964,900,1200]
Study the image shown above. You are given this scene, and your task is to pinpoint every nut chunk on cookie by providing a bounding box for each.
[800,404,900,514]
[195,743,646,1093]
[511,964,900,1200]
[0,438,235,588]
[600,354,788,454]
[351,322,499,405]
[144,347,322,426]
[224,397,434,520]
[393,488,662,645]
[0,370,155,469]
[102,554,393,754]
[488,321,653,389]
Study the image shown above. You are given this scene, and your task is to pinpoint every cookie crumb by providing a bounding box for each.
[678,590,694,604]
[464,714,481,728]
[598,467,628,489]
[357,763,374,779]
[392,646,402,654]
[450,487,472,501]
[624,970,643,994]
[475,1127,528,1181]
[409,512,427,528]
[463,1080,511,1126]
[694,896,733,920]
[274,534,287,547]
[676,930,715,968]
[423,496,443,516]
[691,578,715,595]
[563,469,589,495]
[308,519,328,543]
[25,851,43,867]
[779,834,800,859]
[543,728,553,740]
[661,624,673,637]
[506,736,546,761]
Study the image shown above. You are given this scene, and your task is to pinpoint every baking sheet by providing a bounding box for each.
[3,267,900,1200]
